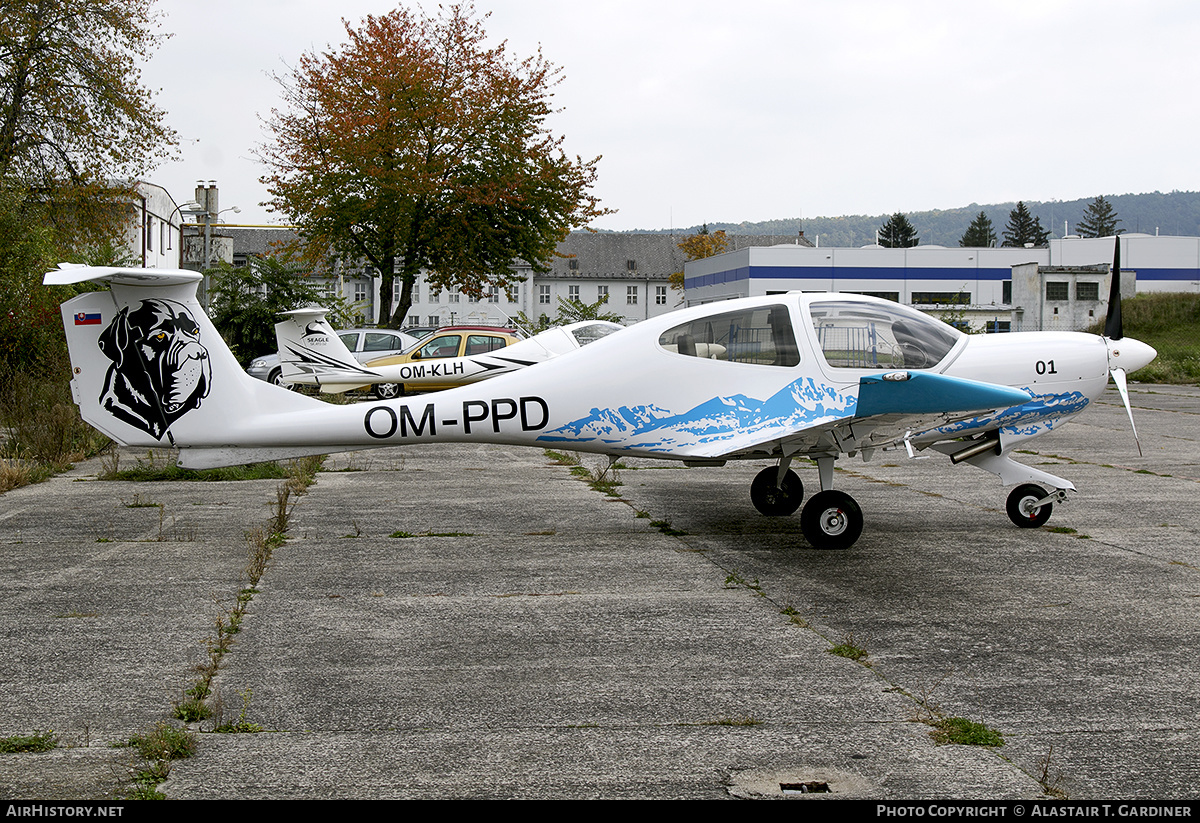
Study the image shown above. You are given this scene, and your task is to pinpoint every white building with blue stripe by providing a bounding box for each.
[684,234,1200,331]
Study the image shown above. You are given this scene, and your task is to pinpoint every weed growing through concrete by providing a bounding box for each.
[701,715,763,727]
[649,519,688,536]
[723,571,761,591]
[171,456,324,724]
[828,633,869,661]
[0,730,57,753]
[212,689,264,734]
[123,722,196,799]
[1035,744,1068,798]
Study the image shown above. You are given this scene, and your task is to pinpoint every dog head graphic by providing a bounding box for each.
[97,299,212,439]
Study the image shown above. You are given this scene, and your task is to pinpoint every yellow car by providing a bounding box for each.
[363,325,523,398]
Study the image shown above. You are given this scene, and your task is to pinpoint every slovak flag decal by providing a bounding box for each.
[74,311,101,326]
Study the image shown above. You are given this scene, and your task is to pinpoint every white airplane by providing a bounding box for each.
[45,241,1154,550]
[273,307,623,395]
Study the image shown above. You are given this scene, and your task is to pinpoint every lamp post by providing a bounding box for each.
[165,200,205,268]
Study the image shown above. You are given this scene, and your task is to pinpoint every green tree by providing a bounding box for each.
[959,211,997,247]
[513,295,623,334]
[208,256,351,366]
[259,3,609,329]
[0,0,175,238]
[878,213,919,248]
[671,224,729,291]
[1002,202,1050,248]
[1076,195,1123,238]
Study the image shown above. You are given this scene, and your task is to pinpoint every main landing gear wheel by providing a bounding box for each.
[800,490,863,550]
[373,383,403,400]
[1007,483,1053,528]
[750,467,803,516]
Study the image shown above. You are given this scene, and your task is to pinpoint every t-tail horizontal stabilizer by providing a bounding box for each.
[47,266,325,451]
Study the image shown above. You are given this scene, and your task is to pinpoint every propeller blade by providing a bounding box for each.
[1110,367,1142,457]
[1105,236,1123,340]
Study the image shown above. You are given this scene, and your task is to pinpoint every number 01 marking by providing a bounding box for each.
[1035,359,1057,375]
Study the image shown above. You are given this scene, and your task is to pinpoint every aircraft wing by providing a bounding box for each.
[537,370,1031,462]
[701,371,1033,461]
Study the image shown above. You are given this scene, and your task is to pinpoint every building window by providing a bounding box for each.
[145,216,153,251]
[655,285,667,305]
[1002,280,1012,304]
[597,285,609,303]
[1046,282,1069,301]
[353,281,368,304]
[626,259,637,272]
[449,289,460,303]
[568,284,580,301]
[568,259,580,271]
[627,285,638,305]
[851,291,900,302]
[911,291,970,305]
[486,285,499,303]
[1077,281,1100,301]
[986,321,1012,333]
[392,280,419,304]
[539,284,550,304]
[427,316,439,327]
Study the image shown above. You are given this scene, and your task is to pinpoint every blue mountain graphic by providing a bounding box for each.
[538,377,855,452]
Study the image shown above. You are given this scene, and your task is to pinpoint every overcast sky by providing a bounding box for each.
[142,0,1200,232]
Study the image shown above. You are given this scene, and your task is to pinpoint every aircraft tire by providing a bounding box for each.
[750,466,803,516]
[1006,484,1052,528]
[800,490,863,550]
[373,383,403,400]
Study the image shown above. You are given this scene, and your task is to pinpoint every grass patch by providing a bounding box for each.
[1087,292,1200,384]
[106,462,291,482]
[0,730,57,753]
[930,716,1004,747]
[544,449,581,466]
[390,530,475,538]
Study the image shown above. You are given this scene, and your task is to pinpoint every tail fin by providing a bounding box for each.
[47,265,325,452]
[275,307,382,393]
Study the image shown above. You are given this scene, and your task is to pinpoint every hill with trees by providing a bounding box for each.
[631,191,1200,247]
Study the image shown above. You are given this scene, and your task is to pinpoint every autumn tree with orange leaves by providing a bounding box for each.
[259,3,609,328]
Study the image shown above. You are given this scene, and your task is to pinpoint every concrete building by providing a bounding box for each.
[683,234,1200,331]
[122,181,198,269]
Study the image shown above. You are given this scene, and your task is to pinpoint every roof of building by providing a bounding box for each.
[210,227,814,280]
[542,232,814,280]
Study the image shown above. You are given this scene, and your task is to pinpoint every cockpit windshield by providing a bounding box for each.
[808,300,962,370]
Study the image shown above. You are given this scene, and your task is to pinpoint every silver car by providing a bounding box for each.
[246,328,419,388]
